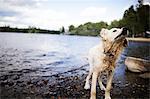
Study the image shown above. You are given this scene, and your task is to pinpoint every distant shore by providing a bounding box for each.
[0,32,150,42]
[127,38,150,42]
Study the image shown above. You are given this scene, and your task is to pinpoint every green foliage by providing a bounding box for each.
[28,26,40,33]
[68,25,75,31]
[137,5,150,33]
[0,26,60,34]
[122,5,137,36]
[107,2,149,37]
[108,20,121,29]
[69,21,108,36]
[121,4,149,37]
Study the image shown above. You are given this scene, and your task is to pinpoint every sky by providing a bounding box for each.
[0,0,149,30]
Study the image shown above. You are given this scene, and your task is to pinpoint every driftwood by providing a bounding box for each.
[125,57,150,73]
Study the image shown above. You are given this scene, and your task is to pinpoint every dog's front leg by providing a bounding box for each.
[105,70,114,99]
[84,69,93,89]
[90,72,98,99]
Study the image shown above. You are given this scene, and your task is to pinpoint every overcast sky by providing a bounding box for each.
[0,0,149,30]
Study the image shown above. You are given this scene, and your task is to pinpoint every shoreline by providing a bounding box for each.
[1,32,150,41]
[127,37,150,42]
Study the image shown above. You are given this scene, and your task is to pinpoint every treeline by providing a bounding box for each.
[68,0,150,37]
[0,26,60,34]
[69,22,108,36]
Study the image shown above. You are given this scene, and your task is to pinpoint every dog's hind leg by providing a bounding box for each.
[98,74,106,91]
[90,72,98,99]
[105,70,114,99]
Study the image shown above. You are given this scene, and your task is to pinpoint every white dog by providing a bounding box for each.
[84,28,128,99]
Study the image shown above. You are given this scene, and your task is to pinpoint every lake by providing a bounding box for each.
[0,32,149,98]
[0,33,100,76]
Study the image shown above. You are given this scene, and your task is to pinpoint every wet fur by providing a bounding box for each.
[103,37,126,70]
[84,29,127,99]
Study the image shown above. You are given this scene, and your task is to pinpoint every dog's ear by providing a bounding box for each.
[100,28,106,38]
[123,39,128,47]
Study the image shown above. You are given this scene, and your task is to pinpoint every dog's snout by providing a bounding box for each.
[122,27,128,35]
[123,27,127,32]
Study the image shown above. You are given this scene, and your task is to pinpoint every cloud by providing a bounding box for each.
[0,0,41,7]
[80,7,107,17]
[0,0,69,30]
[0,0,137,30]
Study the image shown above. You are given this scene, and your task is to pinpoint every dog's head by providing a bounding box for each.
[100,27,128,42]
[100,27,128,54]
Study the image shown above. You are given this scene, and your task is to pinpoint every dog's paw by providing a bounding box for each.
[84,84,90,89]
[105,96,111,99]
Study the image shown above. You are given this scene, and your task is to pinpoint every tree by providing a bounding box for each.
[137,0,143,7]
[123,5,137,37]
[68,21,108,36]
[108,20,121,29]
[61,26,65,33]
[69,25,75,31]
[136,5,150,34]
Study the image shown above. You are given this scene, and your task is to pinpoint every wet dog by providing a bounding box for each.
[84,28,128,99]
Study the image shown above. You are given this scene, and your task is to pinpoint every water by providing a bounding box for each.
[0,32,100,76]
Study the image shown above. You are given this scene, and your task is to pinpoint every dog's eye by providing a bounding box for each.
[113,30,117,32]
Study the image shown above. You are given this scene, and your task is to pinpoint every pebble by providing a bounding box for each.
[13,75,20,80]
[26,97,31,99]
[132,91,135,93]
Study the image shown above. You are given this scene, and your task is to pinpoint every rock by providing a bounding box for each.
[27,80,32,85]
[0,75,8,80]
[43,54,46,56]
[30,90,34,94]
[74,76,78,80]
[13,75,20,80]
[23,90,28,94]
[16,80,23,83]
[8,63,13,65]
[124,83,129,87]
[125,57,150,73]
[42,79,49,85]
[48,91,57,96]
[0,80,14,86]
[26,97,31,99]
[0,80,8,86]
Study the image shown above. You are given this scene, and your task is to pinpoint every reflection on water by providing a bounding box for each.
[126,41,150,60]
